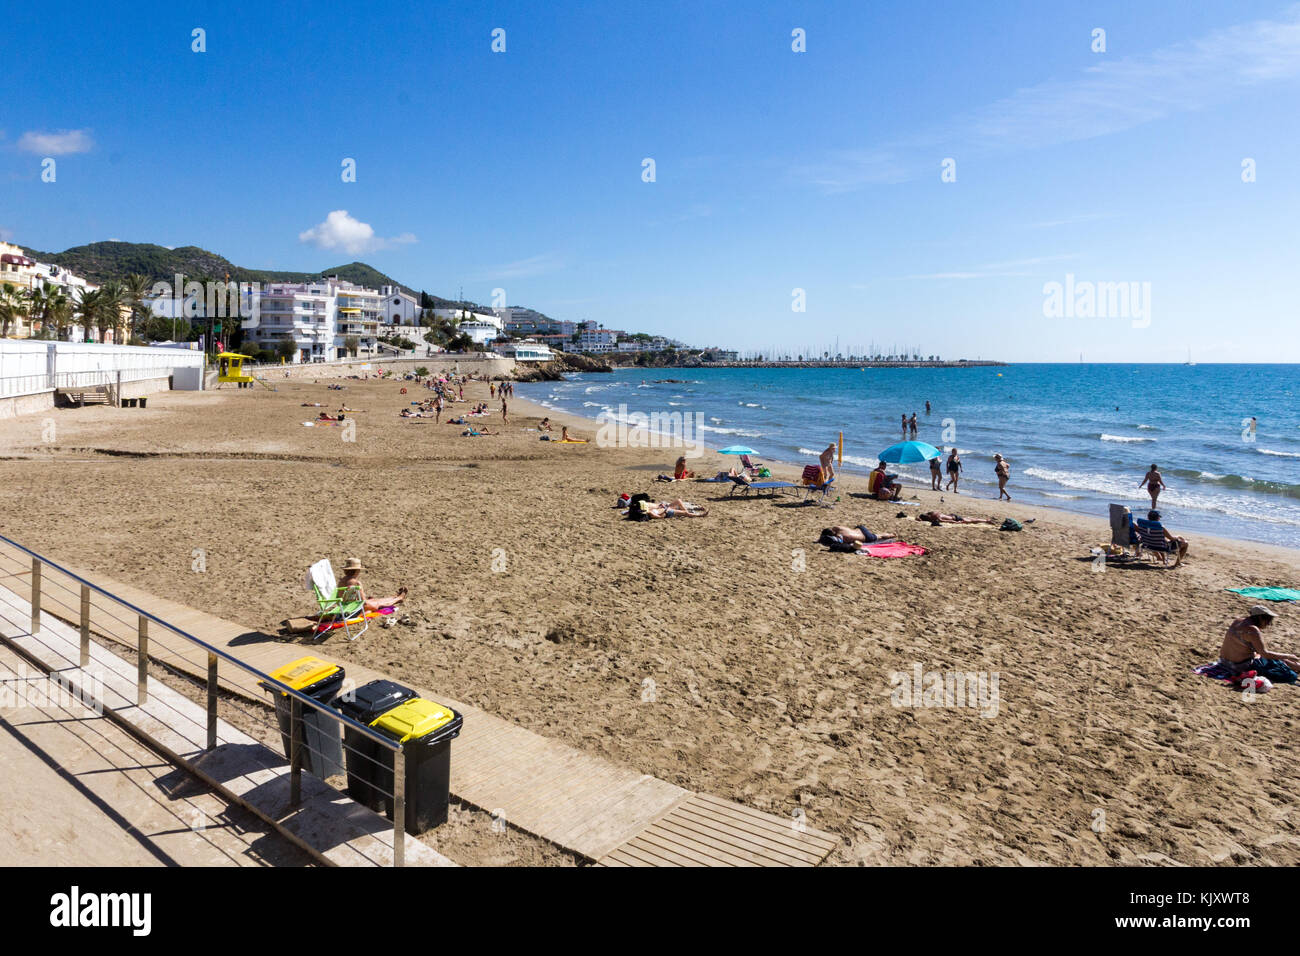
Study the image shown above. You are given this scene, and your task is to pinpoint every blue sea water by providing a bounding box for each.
[516,364,1300,549]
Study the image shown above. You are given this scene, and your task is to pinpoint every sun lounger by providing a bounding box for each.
[306,558,369,641]
[739,454,764,476]
[1108,503,1138,553]
[803,476,835,502]
[727,475,799,497]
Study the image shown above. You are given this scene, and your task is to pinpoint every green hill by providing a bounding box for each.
[20,241,485,313]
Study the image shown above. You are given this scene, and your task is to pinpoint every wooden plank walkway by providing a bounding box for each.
[0,580,454,867]
[0,550,839,865]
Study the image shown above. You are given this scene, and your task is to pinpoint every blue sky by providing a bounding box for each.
[4,0,1300,361]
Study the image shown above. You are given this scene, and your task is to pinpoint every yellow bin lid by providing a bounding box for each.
[265,656,341,692]
[370,698,457,743]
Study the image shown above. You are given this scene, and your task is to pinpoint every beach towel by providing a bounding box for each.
[1193,659,1298,684]
[313,607,394,634]
[861,542,928,558]
[1227,587,1300,602]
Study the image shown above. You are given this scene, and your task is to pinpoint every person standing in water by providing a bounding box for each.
[908,413,918,439]
[994,453,1011,500]
[925,400,931,416]
[901,414,908,439]
[945,448,962,492]
[929,449,943,490]
[1139,464,1166,509]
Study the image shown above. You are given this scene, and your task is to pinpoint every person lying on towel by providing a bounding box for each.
[917,511,996,525]
[646,499,708,518]
[818,526,897,548]
[1216,605,1300,677]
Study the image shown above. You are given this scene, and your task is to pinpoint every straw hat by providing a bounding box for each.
[1250,604,1278,619]
[341,557,365,572]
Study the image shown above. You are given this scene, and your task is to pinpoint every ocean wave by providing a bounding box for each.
[1040,492,1083,499]
[1136,424,1159,430]
[1099,433,1156,443]
[1024,467,1300,518]
[1258,448,1300,459]
[739,402,764,408]
[700,425,762,437]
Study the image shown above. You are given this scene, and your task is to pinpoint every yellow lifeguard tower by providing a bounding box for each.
[215,352,256,388]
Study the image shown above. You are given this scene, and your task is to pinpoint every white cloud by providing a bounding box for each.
[298,210,417,255]
[802,6,1300,190]
[18,129,95,155]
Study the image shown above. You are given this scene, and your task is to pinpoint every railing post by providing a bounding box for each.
[136,615,148,705]
[289,696,303,806]
[393,747,406,867]
[115,370,122,408]
[30,559,41,635]
[206,651,218,750]
[79,584,90,667]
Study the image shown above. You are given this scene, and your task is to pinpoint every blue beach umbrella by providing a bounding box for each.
[878,440,941,464]
[718,445,759,456]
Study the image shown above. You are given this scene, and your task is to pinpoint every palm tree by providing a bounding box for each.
[26,281,67,339]
[95,281,124,343]
[48,295,73,341]
[74,288,102,343]
[121,273,152,342]
[0,282,29,337]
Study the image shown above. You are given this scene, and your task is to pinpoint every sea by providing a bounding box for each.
[515,364,1300,549]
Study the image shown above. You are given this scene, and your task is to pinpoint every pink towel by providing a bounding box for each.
[862,542,928,558]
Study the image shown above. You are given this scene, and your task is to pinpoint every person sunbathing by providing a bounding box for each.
[818,526,897,546]
[337,558,407,611]
[917,511,995,525]
[673,456,696,480]
[646,498,707,518]
[301,402,324,407]
[317,411,344,422]
[1216,605,1300,676]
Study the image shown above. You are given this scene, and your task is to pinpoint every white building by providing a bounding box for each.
[242,280,338,362]
[1,241,101,340]
[575,328,621,352]
[334,283,382,357]
[380,285,421,325]
[457,319,501,346]
[496,339,554,362]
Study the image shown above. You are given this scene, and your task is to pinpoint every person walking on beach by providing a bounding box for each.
[994,453,1011,500]
[1139,464,1166,509]
[501,395,509,424]
[434,395,443,423]
[945,448,962,492]
[909,413,918,439]
[929,449,943,490]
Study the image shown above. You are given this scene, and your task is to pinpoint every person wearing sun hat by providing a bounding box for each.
[338,557,408,611]
[1217,603,1300,677]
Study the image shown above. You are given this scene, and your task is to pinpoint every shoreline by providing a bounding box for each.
[508,389,1300,565]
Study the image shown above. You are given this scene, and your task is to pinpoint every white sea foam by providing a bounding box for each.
[1259,448,1300,459]
[1100,433,1156,443]
[700,425,762,437]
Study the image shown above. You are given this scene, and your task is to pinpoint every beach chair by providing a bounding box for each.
[1108,503,1138,555]
[739,454,764,476]
[1133,519,1180,567]
[799,465,835,502]
[727,475,799,497]
[306,558,369,641]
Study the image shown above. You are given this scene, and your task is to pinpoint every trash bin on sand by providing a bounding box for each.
[332,679,416,808]
[260,656,346,779]
[369,697,463,834]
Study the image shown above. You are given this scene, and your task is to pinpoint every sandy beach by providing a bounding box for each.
[2,376,1299,866]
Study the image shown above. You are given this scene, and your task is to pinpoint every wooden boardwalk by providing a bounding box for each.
[0,549,838,866]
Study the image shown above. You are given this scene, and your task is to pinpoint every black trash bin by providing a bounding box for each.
[369,697,463,833]
[332,679,416,808]
[260,656,347,779]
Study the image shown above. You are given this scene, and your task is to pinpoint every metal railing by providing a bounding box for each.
[0,532,410,866]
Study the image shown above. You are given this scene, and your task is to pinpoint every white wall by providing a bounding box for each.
[0,340,205,397]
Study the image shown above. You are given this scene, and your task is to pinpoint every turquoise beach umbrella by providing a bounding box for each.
[718,445,759,456]
[878,440,941,464]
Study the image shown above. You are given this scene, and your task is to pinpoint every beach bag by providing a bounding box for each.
[628,493,653,521]
[999,518,1023,532]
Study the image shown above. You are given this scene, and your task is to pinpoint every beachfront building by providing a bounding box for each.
[335,284,382,357]
[242,280,337,362]
[457,318,502,346]
[496,339,555,362]
[1,241,103,340]
[575,327,622,352]
[380,285,420,326]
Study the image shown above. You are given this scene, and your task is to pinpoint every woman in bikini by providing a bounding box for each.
[1217,605,1300,675]
[646,499,708,518]
[673,456,696,480]
[917,511,995,525]
[337,558,407,611]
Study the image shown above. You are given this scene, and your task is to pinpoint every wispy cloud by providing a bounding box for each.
[881,252,1079,281]
[17,129,95,155]
[801,6,1300,190]
[298,210,417,255]
[475,252,564,280]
